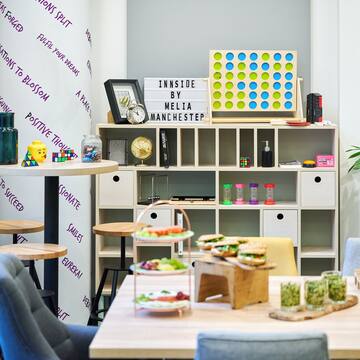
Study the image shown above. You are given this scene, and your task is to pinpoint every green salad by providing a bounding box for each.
[327,275,347,302]
[216,244,238,252]
[305,279,327,309]
[281,282,301,308]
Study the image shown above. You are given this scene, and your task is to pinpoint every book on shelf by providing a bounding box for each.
[279,160,302,168]
[160,129,170,168]
[176,212,184,256]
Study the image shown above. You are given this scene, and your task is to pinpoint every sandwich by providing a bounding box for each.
[211,240,239,257]
[223,236,249,245]
[237,243,267,266]
[196,234,224,250]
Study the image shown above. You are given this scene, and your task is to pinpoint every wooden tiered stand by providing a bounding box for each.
[132,200,192,316]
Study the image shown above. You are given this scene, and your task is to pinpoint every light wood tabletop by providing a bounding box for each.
[90,275,360,359]
[0,220,44,234]
[93,222,147,237]
[0,159,118,177]
[0,243,67,260]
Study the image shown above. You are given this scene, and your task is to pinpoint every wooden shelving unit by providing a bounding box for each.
[95,123,338,294]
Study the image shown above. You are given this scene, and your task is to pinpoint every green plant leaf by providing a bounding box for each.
[348,151,360,159]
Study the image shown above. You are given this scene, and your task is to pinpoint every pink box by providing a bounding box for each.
[316,155,335,167]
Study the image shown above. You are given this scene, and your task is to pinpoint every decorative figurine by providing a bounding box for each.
[27,140,47,163]
[21,150,39,167]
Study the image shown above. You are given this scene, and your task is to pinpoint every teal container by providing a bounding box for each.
[0,113,18,165]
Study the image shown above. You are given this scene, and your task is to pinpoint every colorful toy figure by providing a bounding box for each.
[240,157,251,168]
[28,140,47,163]
[21,150,38,167]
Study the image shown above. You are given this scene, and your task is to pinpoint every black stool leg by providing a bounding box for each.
[29,261,42,290]
[13,233,17,244]
[87,268,109,326]
[120,236,126,270]
[110,270,119,305]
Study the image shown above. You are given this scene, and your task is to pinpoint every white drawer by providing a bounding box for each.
[263,210,298,246]
[301,172,336,207]
[99,171,134,207]
[136,208,172,227]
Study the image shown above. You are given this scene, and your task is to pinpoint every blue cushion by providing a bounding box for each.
[342,238,360,276]
[195,331,329,360]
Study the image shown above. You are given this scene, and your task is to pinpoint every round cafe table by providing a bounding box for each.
[0,159,118,310]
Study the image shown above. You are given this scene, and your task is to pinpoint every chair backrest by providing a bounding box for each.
[0,254,75,360]
[342,238,360,276]
[247,237,298,275]
[195,331,329,360]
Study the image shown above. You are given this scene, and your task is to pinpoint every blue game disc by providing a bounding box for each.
[250,52,258,61]
[226,52,234,61]
[261,91,269,99]
[249,82,257,90]
[249,91,257,99]
[250,62,258,71]
[273,72,281,80]
[285,91,293,99]
[285,72,293,80]
[249,101,257,109]
[285,53,293,61]
[226,62,234,70]
[285,82,293,90]
[274,53,281,61]
[237,82,245,90]
[262,63,270,71]
[238,52,246,61]
[285,101,292,109]
[261,101,269,109]
[273,82,281,90]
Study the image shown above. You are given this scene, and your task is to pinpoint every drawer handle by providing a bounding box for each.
[150,212,158,219]
[277,213,284,220]
[314,176,321,183]
[113,175,120,182]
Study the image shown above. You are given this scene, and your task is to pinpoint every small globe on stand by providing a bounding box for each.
[131,136,153,166]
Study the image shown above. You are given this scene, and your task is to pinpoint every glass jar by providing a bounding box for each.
[223,183,232,205]
[281,281,301,312]
[81,135,102,162]
[248,183,259,205]
[264,183,275,205]
[0,112,18,165]
[305,278,327,311]
[322,271,347,304]
[234,183,246,205]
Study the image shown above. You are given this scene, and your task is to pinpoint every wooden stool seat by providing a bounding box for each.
[92,222,146,237]
[0,220,44,234]
[0,243,67,260]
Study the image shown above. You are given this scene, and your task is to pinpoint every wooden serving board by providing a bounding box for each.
[224,257,276,271]
[269,295,358,321]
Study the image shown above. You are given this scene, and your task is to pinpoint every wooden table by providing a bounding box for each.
[0,220,44,244]
[90,275,360,359]
[0,159,118,309]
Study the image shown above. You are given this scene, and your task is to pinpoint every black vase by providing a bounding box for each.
[0,112,18,165]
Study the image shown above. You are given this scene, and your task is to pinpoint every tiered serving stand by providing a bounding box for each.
[132,200,193,316]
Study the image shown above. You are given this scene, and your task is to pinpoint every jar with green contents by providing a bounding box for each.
[223,183,232,205]
[305,279,327,311]
[280,281,301,312]
[322,271,347,304]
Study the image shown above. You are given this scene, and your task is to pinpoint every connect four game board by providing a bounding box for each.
[209,50,297,112]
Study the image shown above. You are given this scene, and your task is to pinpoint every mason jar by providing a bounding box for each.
[81,134,102,162]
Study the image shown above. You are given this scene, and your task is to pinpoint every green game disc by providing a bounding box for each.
[214,82,221,89]
[237,101,245,109]
[213,101,221,109]
[226,82,233,89]
[273,91,281,99]
[213,91,221,99]
[214,62,222,70]
[225,101,233,109]
[237,91,245,99]
[238,62,246,70]
[262,72,270,80]
[286,63,293,70]
[274,63,281,70]
[226,72,234,80]
[237,72,246,80]
[214,72,222,80]
[225,91,233,99]
[273,101,281,109]
[262,53,270,61]
[261,82,269,90]
[250,72,257,80]
[214,52,222,60]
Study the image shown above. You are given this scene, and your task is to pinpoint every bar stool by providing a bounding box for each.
[0,220,44,244]
[88,222,146,325]
[0,243,67,314]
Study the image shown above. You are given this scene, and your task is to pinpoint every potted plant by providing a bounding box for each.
[347,146,360,172]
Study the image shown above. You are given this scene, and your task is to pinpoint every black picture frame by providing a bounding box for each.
[104,79,148,124]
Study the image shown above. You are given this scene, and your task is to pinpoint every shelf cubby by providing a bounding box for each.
[219,209,260,236]
[219,129,237,166]
[301,258,336,276]
[159,128,177,167]
[239,129,255,167]
[257,128,275,167]
[180,129,195,166]
[198,128,216,166]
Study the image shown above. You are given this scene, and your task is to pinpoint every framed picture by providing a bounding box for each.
[104,79,148,124]
[107,139,128,165]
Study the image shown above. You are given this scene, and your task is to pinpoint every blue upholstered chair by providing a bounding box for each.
[0,253,97,360]
[342,238,360,276]
[195,331,329,360]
